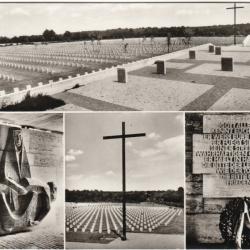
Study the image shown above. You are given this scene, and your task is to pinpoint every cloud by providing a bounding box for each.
[176,8,210,16]
[67,174,84,182]
[65,155,76,162]
[148,132,161,140]
[134,135,184,158]
[68,149,84,156]
[9,7,30,16]
[105,170,115,176]
[71,12,81,18]
[66,148,83,162]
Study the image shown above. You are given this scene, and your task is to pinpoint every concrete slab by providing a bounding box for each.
[69,75,213,111]
[208,88,250,111]
[186,63,250,79]
[175,46,250,63]
[52,103,91,111]
[46,43,250,111]
[164,61,193,69]
[66,233,184,249]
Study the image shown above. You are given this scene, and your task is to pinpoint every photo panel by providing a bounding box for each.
[186,112,250,249]
[0,113,64,249]
[65,112,185,249]
[0,2,248,111]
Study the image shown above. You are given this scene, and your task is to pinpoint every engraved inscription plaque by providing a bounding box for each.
[193,114,250,198]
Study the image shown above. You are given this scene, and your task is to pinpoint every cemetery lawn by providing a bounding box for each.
[155,209,184,234]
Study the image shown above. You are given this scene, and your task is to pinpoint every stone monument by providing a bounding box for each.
[0,124,56,235]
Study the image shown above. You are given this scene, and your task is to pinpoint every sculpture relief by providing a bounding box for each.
[0,125,56,235]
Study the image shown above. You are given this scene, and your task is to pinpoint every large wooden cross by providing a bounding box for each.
[103,121,146,240]
[226,3,244,45]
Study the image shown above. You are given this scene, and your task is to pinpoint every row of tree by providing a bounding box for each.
[65,187,184,207]
[0,23,249,45]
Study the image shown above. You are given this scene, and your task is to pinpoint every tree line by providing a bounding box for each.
[1,23,249,45]
[65,187,184,207]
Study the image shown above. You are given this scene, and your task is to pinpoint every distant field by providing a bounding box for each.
[0,36,245,94]
[66,202,183,243]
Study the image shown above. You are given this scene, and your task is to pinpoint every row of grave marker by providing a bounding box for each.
[189,45,233,71]
[116,44,235,83]
[66,204,182,234]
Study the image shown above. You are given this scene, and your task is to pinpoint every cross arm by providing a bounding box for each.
[226,6,244,9]
[103,133,146,140]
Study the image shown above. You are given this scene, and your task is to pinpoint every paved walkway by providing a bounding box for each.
[66,233,184,249]
[54,92,137,111]
[0,228,64,249]
[54,44,250,111]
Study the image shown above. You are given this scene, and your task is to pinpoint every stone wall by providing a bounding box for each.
[22,127,63,228]
[186,113,226,246]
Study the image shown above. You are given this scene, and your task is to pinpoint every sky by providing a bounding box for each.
[65,113,184,192]
[0,3,249,37]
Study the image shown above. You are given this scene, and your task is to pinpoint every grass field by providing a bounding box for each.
[66,202,183,243]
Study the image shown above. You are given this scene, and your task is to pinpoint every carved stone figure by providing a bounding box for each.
[0,125,56,235]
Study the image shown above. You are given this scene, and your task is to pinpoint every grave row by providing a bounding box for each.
[0,55,116,68]
[0,61,54,74]
[65,204,182,234]
[0,74,15,82]
[189,45,233,71]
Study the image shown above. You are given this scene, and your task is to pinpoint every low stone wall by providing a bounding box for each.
[0,43,211,108]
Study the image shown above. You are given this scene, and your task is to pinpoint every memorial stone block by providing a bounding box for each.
[117,68,127,83]
[221,57,233,71]
[215,47,221,55]
[155,60,167,75]
[189,50,196,59]
[209,45,214,53]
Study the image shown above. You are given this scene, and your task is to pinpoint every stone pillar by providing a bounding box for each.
[117,68,127,83]
[189,50,196,59]
[215,47,221,55]
[221,57,233,71]
[155,60,166,75]
[208,45,214,53]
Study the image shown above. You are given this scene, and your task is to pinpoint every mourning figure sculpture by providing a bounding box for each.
[0,125,56,235]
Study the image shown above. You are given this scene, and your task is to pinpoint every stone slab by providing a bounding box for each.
[203,198,230,214]
[202,114,250,133]
[186,63,250,78]
[69,75,213,111]
[208,88,250,111]
[186,214,224,244]
[52,103,90,111]
[203,174,250,198]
